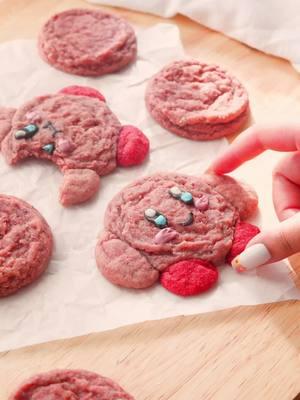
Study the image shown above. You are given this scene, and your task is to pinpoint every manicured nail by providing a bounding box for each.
[231,243,271,272]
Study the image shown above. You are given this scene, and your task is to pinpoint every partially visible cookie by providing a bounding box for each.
[0,86,149,206]
[0,195,53,297]
[145,60,249,140]
[38,8,137,76]
[10,369,134,399]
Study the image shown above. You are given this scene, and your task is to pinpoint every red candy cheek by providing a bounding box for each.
[59,85,106,102]
[117,125,150,167]
[160,259,218,297]
[226,221,260,264]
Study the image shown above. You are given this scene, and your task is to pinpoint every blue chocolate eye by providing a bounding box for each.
[154,214,167,228]
[180,192,193,204]
[144,208,168,229]
[169,186,194,205]
[25,124,38,135]
[15,123,39,140]
[42,143,55,155]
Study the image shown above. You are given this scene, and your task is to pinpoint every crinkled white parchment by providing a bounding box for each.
[0,24,299,352]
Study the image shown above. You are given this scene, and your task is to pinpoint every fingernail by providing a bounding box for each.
[231,243,271,272]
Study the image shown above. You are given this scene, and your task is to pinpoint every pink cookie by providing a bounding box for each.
[38,8,137,76]
[145,60,249,140]
[10,369,134,400]
[96,172,258,295]
[0,86,149,206]
[0,195,53,297]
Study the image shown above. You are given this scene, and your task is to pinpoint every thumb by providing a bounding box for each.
[232,213,300,272]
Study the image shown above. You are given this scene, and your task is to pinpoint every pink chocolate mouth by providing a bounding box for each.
[154,227,178,244]
[56,137,75,154]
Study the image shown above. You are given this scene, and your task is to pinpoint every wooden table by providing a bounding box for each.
[0,1,299,399]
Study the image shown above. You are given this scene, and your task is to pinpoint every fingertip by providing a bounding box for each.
[210,148,244,174]
[204,166,216,174]
[206,158,228,175]
[207,161,234,175]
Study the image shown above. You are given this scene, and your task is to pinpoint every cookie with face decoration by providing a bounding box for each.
[0,86,149,206]
[96,172,259,296]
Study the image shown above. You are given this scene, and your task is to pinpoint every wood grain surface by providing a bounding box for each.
[0,1,299,399]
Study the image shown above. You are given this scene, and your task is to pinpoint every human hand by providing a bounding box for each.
[210,124,300,271]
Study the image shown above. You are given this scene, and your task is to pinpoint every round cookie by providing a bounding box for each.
[10,369,134,399]
[0,86,149,206]
[145,60,249,140]
[38,8,137,76]
[96,172,259,296]
[0,195,53,297]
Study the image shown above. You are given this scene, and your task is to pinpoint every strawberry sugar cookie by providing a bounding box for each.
[10,369,134,400]
[145,60,249,140]
[0,86,149,206]
[38,8,137,76]
[0,195,53,297]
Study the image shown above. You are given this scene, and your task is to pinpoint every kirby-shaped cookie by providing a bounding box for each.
[0,86,149,206]
[96,172,259,297]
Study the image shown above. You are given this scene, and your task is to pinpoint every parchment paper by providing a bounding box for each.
[0,24,299,352]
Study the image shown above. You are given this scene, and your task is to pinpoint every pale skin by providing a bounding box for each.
[210,124,300,270]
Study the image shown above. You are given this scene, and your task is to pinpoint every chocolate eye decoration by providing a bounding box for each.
[169,186,194,205]
[15,124,39,140]
[144,208,168,229]
[42,143,55,155]
[169,186,181,198]
[180,212,194,226]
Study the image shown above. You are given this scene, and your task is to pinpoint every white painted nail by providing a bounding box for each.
[231,243,271,272]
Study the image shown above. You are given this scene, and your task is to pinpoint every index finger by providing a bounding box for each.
[210,124,300,174]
